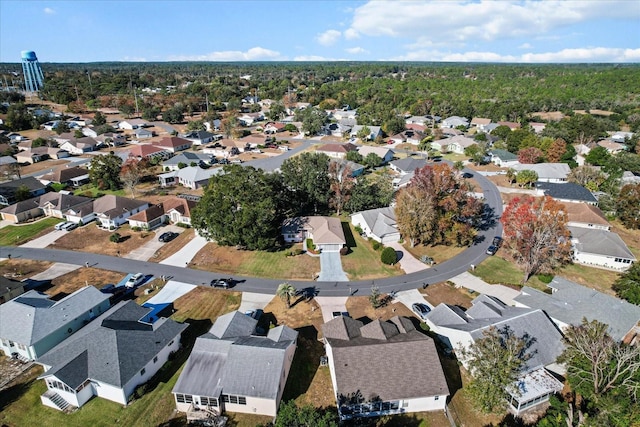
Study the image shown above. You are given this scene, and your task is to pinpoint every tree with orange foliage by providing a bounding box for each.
[517,146,543,164]
[395,163,484,247]
[546,138,567,163]
[501,195,572,282]
[120,156,145,197]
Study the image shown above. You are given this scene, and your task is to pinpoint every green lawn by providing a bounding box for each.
[0,217,61,246]
[234,247,320,280]
[74,184,126,198]
[341,224,403,280]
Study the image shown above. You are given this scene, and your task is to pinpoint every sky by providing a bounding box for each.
[1,0,639,63]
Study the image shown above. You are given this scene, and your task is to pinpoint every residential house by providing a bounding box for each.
[529,122,546,134]
[497,121,521,130]
[426,295,564,415]
[240,134,269,148]
[182,130,216,146]
[446,135,477,154]
[172,311,297,419]
[350,125,382,141]
[389,157,428,175]
[263,122,286,134]
[162,152,212,172]
[0,198,44,223]
[16,146,69,164]
[238,112,264,126]
[316,143,358,160]
[282,216,346,252]
[568,226,636,270]
[127,204,166,230]
[404,115,429,126]
[405,123,426,132]
[92,195,150,229]
[163,197,197,226]
[441,116,469,129]
[0,176,47,206]
[562,203,610,230]
[357,145,394,164]
[621,171,640,185]
[597,139,626,154]
[489,149,520,168]
[0,155,17,168]
[331,109,357,121]
[324,122,352,138]
[154,136,192,153]
[128,144,172,161]
[95,132,126,147]
[331,159,365,178]
[514,276,640,342]
[0,287,111,361]
[535,182,598,205]
[52,132,75,145]
[512,163,571,183]
[351,207,399,244]
[610,131,634,143]
[388,130,425,145]
[470,117,492,132]
[0,276,25,305]
[81,127,98,138]
[134,128,154,140]
[118,119,149,130]
[158,166,223,190]
[39,166,90,187]
[59,137,100,155]
[38,193,93,220]
[37,301,187,411]
[322,316,449,420]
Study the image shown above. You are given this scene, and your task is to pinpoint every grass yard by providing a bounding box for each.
[51,223,156,257]
[402,243,467,265]
[341,227,403,280]
[0,217,60,246]
[0,259,52,279]
[73,184,127,198]
[45,267,129,299]
[420,282,474,309]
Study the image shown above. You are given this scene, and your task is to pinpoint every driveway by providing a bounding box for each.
[393,289,434,311]
[449,271,520,305]
[143,281,197,306]
[160,235,208,267]
[19,229,67,248]
[387,242,428,274]
[317,251,348,282]
[315,296,349,323]
[29,262,80,282]
[238,292,274,313]
[126,225,183,261]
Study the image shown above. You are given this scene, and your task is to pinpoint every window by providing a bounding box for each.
[200,396,218,407]
[153,356,158,363]
[140,368,146,376]
[434,395,440,400]
[168,340,174,346]
[176,394,193,404]
[222,394,247,405]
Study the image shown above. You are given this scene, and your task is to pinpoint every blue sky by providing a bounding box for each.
[1,0,639,63]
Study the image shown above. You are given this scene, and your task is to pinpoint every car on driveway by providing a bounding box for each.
[412,303,431,320]
[158,231,178,242]
[125,273,145,288]
[61,222,78,231]
[55,221,69,230]
[211,278,233,288]
[486,236,503,255]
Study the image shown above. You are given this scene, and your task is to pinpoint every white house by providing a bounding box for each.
[158,166,223,190]
[173,311,297,419]
[0,287,110,361]
[512,163,570,183]
[118,119,149,130]
[59,137,100,155]
[92,195,150,229]
[569,226,636,271]
[441,116,469,129]
[562,203,610,230]
[37,301,187,411]
[281,216,346,252]
[357,145,394,164]
[350,125,382,141]
[470,117,492,132]
[322,316,449,420]
[489,149,520,168]
[446,135,477,154]
[351,207,399,244]
[163,197,197,226]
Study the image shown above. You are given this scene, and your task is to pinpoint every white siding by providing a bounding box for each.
[573,252,634,271]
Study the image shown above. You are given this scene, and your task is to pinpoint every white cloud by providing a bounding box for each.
[347,1,639,45]
[391,47,640,63]
[43,7,55,14]
[168,47,282,61]
[518,43,533,49]
[316,29,342,46]
[345,47,368,55]
[344,28,360,40]
[121,56,148,62]
[294,55,346,61]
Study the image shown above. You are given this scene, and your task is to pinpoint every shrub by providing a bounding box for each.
[380,246,397,265]
[537,273,554,284]
[354,225,363,235]
[306,238,316,251]
[340,246,349,255]
[131,226,141,232]
[371,240,382,251]
[175,222,191,228]
[109,232,121,243]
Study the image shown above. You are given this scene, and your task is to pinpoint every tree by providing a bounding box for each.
[567,165,606,191]
[617,183,640,229]
[585,146,611,166]
[6,103,33,131]
[546,138,567,163]
[506,168,517,185]
[267,102,285,121]
[277,283,297,309]
[515,169,538,188]
[465,144,487,165]
[345,176,393,213]
[120,156,145,197]
[92,111,106,126]
[501,195,572,282]
[560,319,640,402]
[54,120,70,135]
[328,161,354,216]
[142,106,161,121]
[220,114,237,139]
[369,286,382,308]
[382,116,405,136]
[120,103,135,118]
[192,165,286,250]
[461,325,536,413]
[518,146,544,164]
[357,125,371,141]
[274,400,338,427]
[297,107,327,136]
[109,233,121,243]
[89,152,123,190]
[363,152,382,169]
[613,262,640,305]
[345,150,363,164]
[14,184,31,202]
[395,164,483,247]
[163,106,184,124]
[281,152,330,215]
[186,119,205,131]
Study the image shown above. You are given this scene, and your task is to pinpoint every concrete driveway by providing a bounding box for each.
[126,225,184,261]
[29,263,80,281]
[238,292,274,313]
[19,229,67,248]
[387,242,428,274]
[317,251,348,282]
[144,281,197,306]
[315,296,349,323]
[449,271,520,305]
[393,289,434,310]
[161,235,208,267]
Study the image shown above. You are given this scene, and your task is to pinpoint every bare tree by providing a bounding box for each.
[328,161,354,215]
[120,156,145,197]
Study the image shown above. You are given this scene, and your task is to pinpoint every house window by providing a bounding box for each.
[434,395,439,400]
[140,368,146,376]
[222,394,247,405]
[153,356,158,363]
[176,394,193,404]
[168,340,174,346]
[200,396,218,407]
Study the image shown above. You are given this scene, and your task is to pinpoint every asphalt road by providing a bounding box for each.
[0,164,502,297]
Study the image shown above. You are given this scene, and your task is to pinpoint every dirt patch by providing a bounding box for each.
[46,267,127,298]
[420,282,474,309]
[170,286,241,323]
[50,224,155,256]
[0,260,52,279]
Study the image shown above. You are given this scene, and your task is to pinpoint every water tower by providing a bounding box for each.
[21,50,44,93]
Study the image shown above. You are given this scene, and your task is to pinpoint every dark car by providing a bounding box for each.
[411,303,431,320]
[486,236,503,255]
[211,278,233,288]
[158,231,178,242]
[100,283,116,293]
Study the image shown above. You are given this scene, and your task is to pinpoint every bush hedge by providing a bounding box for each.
[380,246,397,265]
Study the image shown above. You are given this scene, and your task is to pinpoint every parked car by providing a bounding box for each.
[211,278,233,288]
[486,236,503,256]
[158,231,178,242]
[244,309,263,320]
[412,303,431,320]
[125,273,145,288]
[100,283,116,293]
[61,222,78,231]
[54,221,69,230]
[218,158,230,164]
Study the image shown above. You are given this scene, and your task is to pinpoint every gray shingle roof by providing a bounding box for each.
[38,301,187,388]
[514,277,640,341]
[173,311,297,400]
[209,311,257,339]
[162,152,210,166]
[352,207,398,240]
[323,316,449,401]
[0,287,110,346]
[490,149,518,161]
[390,157,428,174]
[569,226,636,260]
[535,182,597,203]
[513,163,570,180]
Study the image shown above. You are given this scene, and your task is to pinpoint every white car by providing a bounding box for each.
[54,222,69,230]
[125,273,145,288]
[61,222,78,231]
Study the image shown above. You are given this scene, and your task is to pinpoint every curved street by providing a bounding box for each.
[0,164,502,297]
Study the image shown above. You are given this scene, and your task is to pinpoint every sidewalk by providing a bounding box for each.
[448,271,520,305]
